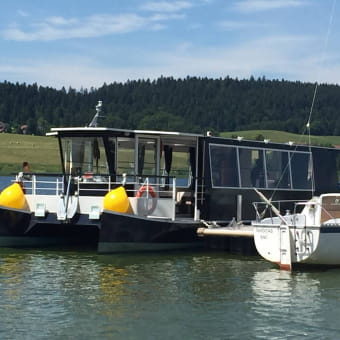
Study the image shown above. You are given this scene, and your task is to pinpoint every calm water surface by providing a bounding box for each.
[1,177,340,339]
[0,249,340,339]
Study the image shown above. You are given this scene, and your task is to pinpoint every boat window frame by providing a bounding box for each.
[135,134,161,178]
[209,143,314,191]
[116,137,136,177]
[162,144,195,189]
[290,150,314,190]
[238,147,265,188]
[209,143,240,188]
[264,149,292,189]
[59,135,110,176]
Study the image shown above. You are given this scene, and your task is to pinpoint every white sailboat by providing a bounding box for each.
[252,191,340,270]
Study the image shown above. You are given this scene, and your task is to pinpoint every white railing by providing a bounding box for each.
[17,173,202,221]
[252,199,309,222]
[18,173,179,199]
[17,175,64,196]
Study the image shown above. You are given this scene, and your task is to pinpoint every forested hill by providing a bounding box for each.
[1,76,340,136]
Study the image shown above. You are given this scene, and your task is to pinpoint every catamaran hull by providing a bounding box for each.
[0,205,31,236]
[0,205,99,248]
[98,210,204,253]
[253,224,340,268]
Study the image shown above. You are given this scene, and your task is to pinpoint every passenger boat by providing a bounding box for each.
[252,191,340,270]
[0,102,339,252]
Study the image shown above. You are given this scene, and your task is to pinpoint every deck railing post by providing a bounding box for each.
[237,194,242,222]
[32,175,36,196]
[194,176,200,221]
[172,177,176,220]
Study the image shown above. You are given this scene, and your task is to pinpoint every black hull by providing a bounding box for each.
[0,206,99,248]
[99,211,204,253]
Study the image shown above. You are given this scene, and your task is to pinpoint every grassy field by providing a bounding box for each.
[0,133,60,175]
[0,130,339,175]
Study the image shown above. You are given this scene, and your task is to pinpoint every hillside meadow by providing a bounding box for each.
[0,133,60,175]
[0,130,340,175]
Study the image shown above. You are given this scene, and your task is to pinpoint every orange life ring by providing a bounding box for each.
[136,185,156,198]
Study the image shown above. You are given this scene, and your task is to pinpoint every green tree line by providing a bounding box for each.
[0,76,340,136]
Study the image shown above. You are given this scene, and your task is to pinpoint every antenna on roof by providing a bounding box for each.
[88,101,103,127]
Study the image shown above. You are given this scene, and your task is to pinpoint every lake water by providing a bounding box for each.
[1,177,340,339]
[1,249,340,339]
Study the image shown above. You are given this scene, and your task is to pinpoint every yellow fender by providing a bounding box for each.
[103,186,131,213]
[0,183,27,210]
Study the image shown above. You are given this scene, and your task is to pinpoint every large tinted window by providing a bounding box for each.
[291,152,313,189]
[61,137,108,176]
[210,145,239,187]
[117,138,135,175]
[265,150,291,189]
[209,143,313,190]
[239,148,264,187]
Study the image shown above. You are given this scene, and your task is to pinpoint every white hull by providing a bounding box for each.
[302,229,340,265]
[252,193,340,269]
[253,224,340,268]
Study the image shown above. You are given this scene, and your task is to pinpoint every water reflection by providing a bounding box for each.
[1,249,340,339]
[0,252,28,307]
[249,267,340,339]
[250,269,319,338]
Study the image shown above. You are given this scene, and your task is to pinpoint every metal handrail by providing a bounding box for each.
[252,199,313,222]
[18,175,64,196]
[17,173,206,208]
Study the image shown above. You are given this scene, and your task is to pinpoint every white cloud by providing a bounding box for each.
[1,9,188,41]
[218,20,269,30]
[44,16,78,26]
[149,23,167,31]
[1,34,338,89]
[149,13,185,21]
[234,0,306,13]
[2,14,151,41]
[141,1,193,12]
[138,35,338,85]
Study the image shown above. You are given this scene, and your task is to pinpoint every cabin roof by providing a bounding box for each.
[47,127,339,152]
[205,135,340,152]
[47,126,202,139]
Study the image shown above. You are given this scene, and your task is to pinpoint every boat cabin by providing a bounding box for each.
[47,127,201,220]
[46,127,340,224]
[202,136,340,222]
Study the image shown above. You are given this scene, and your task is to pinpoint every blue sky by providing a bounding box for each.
[0,0,339,89]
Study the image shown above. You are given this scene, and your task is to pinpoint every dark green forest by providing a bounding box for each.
[1,76,340,136]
